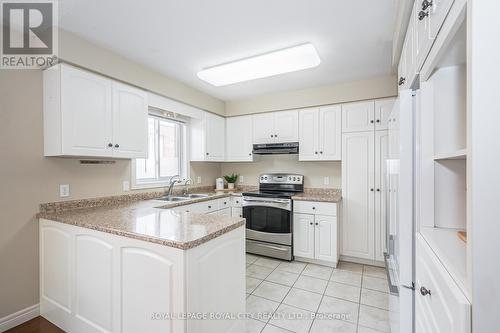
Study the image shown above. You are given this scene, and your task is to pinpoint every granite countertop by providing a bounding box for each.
[291,191,342,203]
[38,191,245,250]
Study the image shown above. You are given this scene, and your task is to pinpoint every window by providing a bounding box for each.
[132,114,187,188]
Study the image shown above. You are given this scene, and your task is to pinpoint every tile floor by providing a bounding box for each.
[245,254,391,333]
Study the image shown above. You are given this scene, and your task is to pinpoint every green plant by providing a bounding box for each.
[224,173,238,183]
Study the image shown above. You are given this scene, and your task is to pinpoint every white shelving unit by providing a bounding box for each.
[433,149,467,160]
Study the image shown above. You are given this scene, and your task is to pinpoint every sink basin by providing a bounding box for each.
[185,193,209,198]
[157,196,190,202]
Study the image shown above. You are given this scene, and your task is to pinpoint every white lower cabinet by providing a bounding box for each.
[293,201,338,265]
[40,219,245,333]
[415,234,471,333]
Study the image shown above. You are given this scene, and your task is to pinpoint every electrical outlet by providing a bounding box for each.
[324,177,330,185]
[122,180,130,191]
[197,176,201,184]
[240,176,244,183]
[59,184,70,198]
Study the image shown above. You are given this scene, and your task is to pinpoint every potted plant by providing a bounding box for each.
[224,173,238,190]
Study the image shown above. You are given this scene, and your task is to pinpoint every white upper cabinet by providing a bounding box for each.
[43,64,148,159]
[299,105,341,161]
[225,115,253,162]
[342,101,375,133]
[414,0,434,71]
[252,110,298,144]
[112,82,148,158]
[191,112,225,161]
[375,98,396,131]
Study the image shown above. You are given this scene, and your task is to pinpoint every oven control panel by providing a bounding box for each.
[259,173,303,185]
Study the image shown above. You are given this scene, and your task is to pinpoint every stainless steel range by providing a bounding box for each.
[243,173,304,261]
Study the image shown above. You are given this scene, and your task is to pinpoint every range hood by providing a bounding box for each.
[252,142,299,155]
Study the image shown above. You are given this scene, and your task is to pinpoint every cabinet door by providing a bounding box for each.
[398,37,408,91]
[205,113,225,161]
[341,131,375,260]
[112,82,148,158]
[293,213,315,259]
[274,110,299,142]
[226,116,253,161]
[429,0,455,39]
[252,113,275,144]
[341,101,375,133]
[375,130,389,262]
[298,108,319,161]
[414,0,433,70]
[231,207,243,218]
[319,105,342,160]
[375,98,396,131]
[61,65,113,157]
[314,215,338,263]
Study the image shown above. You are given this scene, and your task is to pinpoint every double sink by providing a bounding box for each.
[156,193,209,202]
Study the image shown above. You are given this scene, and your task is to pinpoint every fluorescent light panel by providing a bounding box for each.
[197,43,320,86]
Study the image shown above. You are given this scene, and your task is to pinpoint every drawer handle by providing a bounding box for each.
[312,207,316,210]
[208,205,212,209]
[420,286,431,296]
[309,222,313,225]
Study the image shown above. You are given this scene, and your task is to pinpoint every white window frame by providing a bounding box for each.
[131,112,188,190]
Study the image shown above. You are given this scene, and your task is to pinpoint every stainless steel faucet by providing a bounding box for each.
[182,178,193,196]
[165,175,182,198]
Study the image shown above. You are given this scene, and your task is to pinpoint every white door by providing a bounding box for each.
[319,105,342,160]
[252,113,275,144]
[61,65,113,157]
[341,101,375,133]
[293,213,314,259]
[274,110,299,142]
[226,116,253,161]
[112,82,148,158]
[375,130,389,261]
[341,131,375,260]
[314,215,338,262]
[298,108,319,161]
[375,98,396,131]
[205,113,225,161]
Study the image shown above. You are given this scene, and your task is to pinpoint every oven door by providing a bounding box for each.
[243,197,292,246]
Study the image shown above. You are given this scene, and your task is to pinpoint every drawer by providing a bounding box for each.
[219,197,231,210]
[415,235,470,333]
[293,201,337,216]
[231,196,243,207]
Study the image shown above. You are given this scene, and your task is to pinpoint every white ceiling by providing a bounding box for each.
[59,0,397,101]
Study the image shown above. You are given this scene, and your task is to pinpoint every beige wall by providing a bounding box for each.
[225,75,397,116]
[0,70,221,318]
[59,30,225,116]
[221,155,341,189]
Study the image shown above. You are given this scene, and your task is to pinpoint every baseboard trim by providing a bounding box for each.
[340,255,385,267]
[294,256,338,268]
[0,304,40,332]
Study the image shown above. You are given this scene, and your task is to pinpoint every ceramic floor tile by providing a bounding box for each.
[246,295,280,323]
[276,261,307,274]
[246,318,266,333]
[247,253,260,264]
[265,270,300,287]
[247,264,275,279]
[358,304,391,332]
[268,304,314,333]
[360,288,389,310]
[324,281,361,303]
[317,295,359,324]
[338,261,363,274]
[309,318,357,333]
[362,276,389,293]
[282,288,323,312]
[301,263,333,280]
[363,265,388,279]
[254,257,283,269]
[253,281,291,303]
[261,324,294,333]
[293,275,328,294]
[247,277,264,294]
[330,270,362,287]
[357,325,388,333]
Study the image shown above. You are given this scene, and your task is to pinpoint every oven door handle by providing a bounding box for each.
[242,198,290,204]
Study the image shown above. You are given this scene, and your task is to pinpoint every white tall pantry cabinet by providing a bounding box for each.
[341,98,395,262]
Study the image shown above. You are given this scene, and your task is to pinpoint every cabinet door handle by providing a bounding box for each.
[376,189,380,192]
[206,152,209,156]
[319,151,323,154]
[315,222,319,226]
[418,10,429,21]
[370,188,374,192]
[315,151,318,154]
[420,286,431,296]
[108,143,113,147]
[275,134,278,137]
[309,222,313,225]
[249,153,252,156]
[208,205,212,209]
[114,144,119,148]
[270,134,274,138]
[370,120,374,124]
[376,119,380,123]
[421,0,432,10]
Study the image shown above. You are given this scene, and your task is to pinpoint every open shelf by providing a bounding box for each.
[419,226,469,300]
[434,149,467,160]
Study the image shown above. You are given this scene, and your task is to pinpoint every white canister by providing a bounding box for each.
[216,178,224,190]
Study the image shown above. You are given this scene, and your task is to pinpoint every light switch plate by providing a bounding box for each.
[240,176,244,183]
[122,181,130,191]
[323,177,330,185]
[59,184,70,197]
[197,176,201,184]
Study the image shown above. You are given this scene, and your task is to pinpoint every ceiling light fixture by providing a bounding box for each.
[197,43,321,87]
